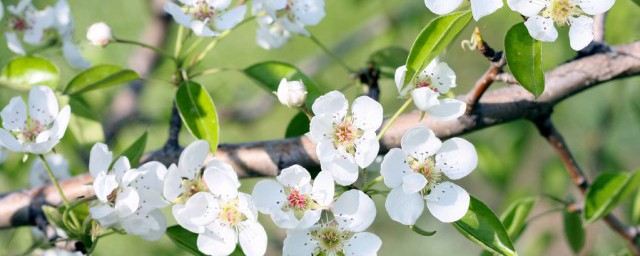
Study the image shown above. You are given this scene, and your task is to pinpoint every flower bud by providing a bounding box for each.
[86,22,112,47]
[277,78,307,108]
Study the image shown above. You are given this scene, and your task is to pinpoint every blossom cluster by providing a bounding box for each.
[0,0,90,68]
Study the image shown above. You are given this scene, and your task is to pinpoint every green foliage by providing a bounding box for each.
[285,112,310,138]
[68,97,105,146]
[64,65,139,95]
[0,57,59,89]
[632,0,640,7]
[244,61,322,109]
[584,171,640,224]
[452,196,517,256]
[505,23,545,98]
[500,197,536,241]
[118,131,148,167]
[368,46,409,78]
[166,226,206,256]
[42,203,96,252]
[563,205,585,253]
[402,11,472,87]
[176,81,220,153]
[633,189,640,225]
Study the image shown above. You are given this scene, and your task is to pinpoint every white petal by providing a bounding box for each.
[1,97,27,131]
[322,155,359,186]
[237,192,259,221]
[311,91,348,117]
[28,86,58,125]
[5,32,25,55]
[344,232,382,256]
[190,20,219,37]
[252,179,286,213]
[436,138,478,180]
[174,192,218,233]
[269,207,318,229]
[214,5,246,31]
[197,227,237,256]
[29,154,70,188]
[89,204,115,220]
[577,0,615,15]
[524,15,558,42]
[206,159,239,187]
[255,22,290,50]
[8,0,31,14]
[203,166,239,199]
[426,181,470,223]
[308,114,335,144]
[402,173,427,194]
[506,0,547,16]
[316,141,338,163]
[430,62,457,94]
[164,2,192,27]
[394,66,411,96]
[0,129,22,152]
[210,0,231,9]
[311,171,335,207]
[93,172,117,202]
[351,96,383,131]
[291,0,325,25]
[411,87,440,112]
[283,229,317,256]
[115,187,140,217]
[426,98,467,121]
[569,16,594,51]
[123,210,167,241]
[239,221,268,256]
[278,165,312,189]
[172,204,203,234]
[334,190,376,232]
[163,164,183,202]
[401,126,441,162]
[470,0,503,21]
[424,0,463,15]
[353,131,379,169]
[62,39,91,69]
[50,106,70,140]
[385,188,424,225]
[112,156,131,183]
[89,143,112,178]
[380,148,412,188]
[280,17,309,36]
[179,140,209,179]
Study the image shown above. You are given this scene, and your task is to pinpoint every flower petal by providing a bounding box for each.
[214,5,247,31]
[436,138,478,180]
[112,156,131,183]
[0,129,22,152]
[506,0,547,17]
[164,2,192,27]
[163,164,183,202]
[424,0,463,15]
[401,126,442,162]
[50,105,70,140]
[190,20,219,37]
[115,187,140,217]
[89,143,112,178]
[277,165,312,189]
[308,114,335,144]
[380,148,412,188]
[179,140,209,179]
[291,0,325,25]
[402,173,427,194]
[239,220,268,256]
[206,159,240,187]
[203,166,239,199]
[334,189,376,232]
[351,96,383,131]
[394,66,411,96]
[311,90,348,117]
[426,181,470,223]
[252,179,287,213]
[430,62,457,94]
[311,170,335,207]
[28,86,58,125]
[577,0,615,15]
[470,0,503,21]
[568,16,594,51]
[411,87,440,112]
[426,98,467,121]
[122,210,167,241]
[173,192,218,233]
[353,131,379,169]
[210,0,231,9]
[5,32,25,55]
[93,172,117,202]
[385,187,424,225]
[524,15,558,42]
[62,39,91,69]
[344,232,382,256]
[197,227,237,256]
[322,155,359,186]
[283,229,317,256]
[1,97,27,131]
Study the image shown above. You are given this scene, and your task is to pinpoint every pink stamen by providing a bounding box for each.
[287,189,307,209]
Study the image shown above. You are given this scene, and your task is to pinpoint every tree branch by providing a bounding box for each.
[1,41,639,230]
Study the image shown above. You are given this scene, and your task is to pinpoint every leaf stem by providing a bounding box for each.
[377,98,413,141]
[114,38,176,62]
[363,175,384,191]
[38,155,80,228]
[409,225,437,236]
[308,34,355,74]
[174,26,185,58]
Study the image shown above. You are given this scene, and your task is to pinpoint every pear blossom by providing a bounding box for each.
[0,86,71,154]
[277,78,308,108]
[163,140,212,204]
[381,126,477,224]
[252,165,334,230]
[424,0,503,21]
[29,154,71,188]
[88,143,169,241]
[253,0,325,49]
[164,0,247,37]
[395,60,466,121]
[283,189,381,255]
[308,91,383,186]
[86,22,112,46]
[507,0,616,50]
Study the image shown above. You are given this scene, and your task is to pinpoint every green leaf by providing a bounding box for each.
[65,65,139,95]
[453,196,517,256]
[403,11,472,87]
[176,81,219,153]
[584,171,640,224]
[244,61,322,109]
[285,112,310,138]
[368,46,409,77]
[166,226,206,256]
[68,98,105,146]
[409,225,436,236]
[0,56,59,89]
[42,205,64,229]
[632,189,640,225]
[563,206,585,253]
[504,23,545,98]
[501,197,537,240]
[118,132,148,167]
[633,0,640,7]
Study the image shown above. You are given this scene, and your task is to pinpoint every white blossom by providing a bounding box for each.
[253,0,325,49]
[507,0,615,50]
[277,78,308,108]
[0,86,70,154]
[29,154,71,188]
[164,0,247,37]
[252,165,334,230]
[381,126,477,224]
[424,0,503,21]
[282,190,381,256]
[86,22,112,47]
[163,140,212,204]
[395,59,467,121]
[308,91,383,186]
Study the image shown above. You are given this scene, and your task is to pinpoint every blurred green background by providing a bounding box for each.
[1,0,640,255]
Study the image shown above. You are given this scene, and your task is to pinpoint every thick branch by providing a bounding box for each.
[1,41,639,229]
